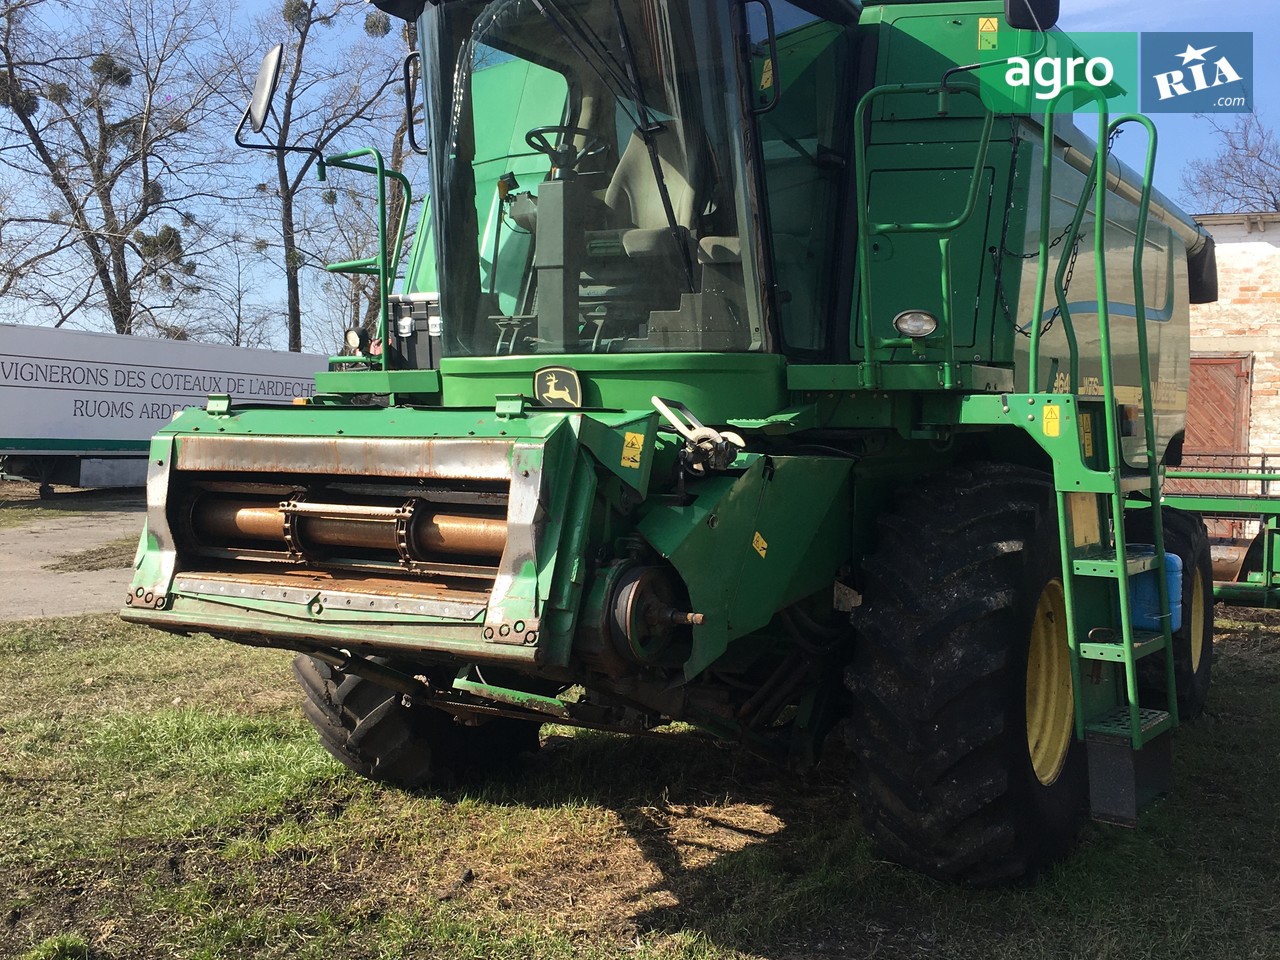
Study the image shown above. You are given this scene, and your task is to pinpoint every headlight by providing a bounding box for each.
[892,310,938,338]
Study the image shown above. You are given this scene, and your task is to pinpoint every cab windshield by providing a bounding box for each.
[419,0,767,357]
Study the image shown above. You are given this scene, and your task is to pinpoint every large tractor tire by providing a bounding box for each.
[845,463,1087,885]
[1125,505,1214,720]
[293,655,541,788]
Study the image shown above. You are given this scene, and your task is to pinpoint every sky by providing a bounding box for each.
[1058,0,1280,213]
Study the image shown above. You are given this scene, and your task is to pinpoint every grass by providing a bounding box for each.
[41,537,139,573]
[1,612,1279,959]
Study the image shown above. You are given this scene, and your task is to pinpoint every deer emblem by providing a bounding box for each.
[536,367,581,407]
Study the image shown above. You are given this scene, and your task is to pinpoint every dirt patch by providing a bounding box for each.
[43,537,138,574]
[0,484,144,621]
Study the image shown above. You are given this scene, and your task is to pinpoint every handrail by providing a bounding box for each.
[322,147,414,374]
[1028,87,1177,741]
[852,81,994,389]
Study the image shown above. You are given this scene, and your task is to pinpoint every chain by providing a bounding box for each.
[996,125,1123,338]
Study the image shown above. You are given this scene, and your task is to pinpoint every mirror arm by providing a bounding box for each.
[404,51,429,156]
[233,105,326,169]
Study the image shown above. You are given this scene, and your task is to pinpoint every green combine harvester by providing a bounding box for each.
[123,0,1221,883]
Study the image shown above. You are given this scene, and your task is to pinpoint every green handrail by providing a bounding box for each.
[1028,87,1175,744]
[322,147,413,374]
[1109,112,1178,731]
[852,82,995,389]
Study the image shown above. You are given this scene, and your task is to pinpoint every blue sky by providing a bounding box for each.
[1058,0,1280,212]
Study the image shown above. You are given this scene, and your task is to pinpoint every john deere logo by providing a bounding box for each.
[535,366,582,408]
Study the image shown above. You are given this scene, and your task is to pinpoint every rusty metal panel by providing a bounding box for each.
[175,435,513,481]
[172,570,489,621]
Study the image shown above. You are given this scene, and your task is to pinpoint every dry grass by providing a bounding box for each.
[2,611,1279,960]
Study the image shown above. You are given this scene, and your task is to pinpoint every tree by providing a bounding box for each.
[313,26,417,349]
[186,229,279,348]
[1183,113,1280,214]
[0,0,242,334]
[246,0,407,352]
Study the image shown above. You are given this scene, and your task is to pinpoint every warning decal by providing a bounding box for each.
[1044,405,1061,438]
[979,17,999,50]
[752,532,768,558]
[621,431,644,469]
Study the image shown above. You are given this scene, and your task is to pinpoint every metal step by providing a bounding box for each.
[1072,549,1162,578]
[1087,723,1173,826]
[1085,706,1174,745]
[1078,629,1167,662]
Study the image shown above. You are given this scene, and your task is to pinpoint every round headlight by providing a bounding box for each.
[893,310,938,338]
[344,327,362,350]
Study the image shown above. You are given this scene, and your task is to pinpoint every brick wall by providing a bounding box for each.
[1190,217,1280,454]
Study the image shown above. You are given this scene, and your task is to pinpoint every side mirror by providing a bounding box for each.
[248,44,284,133]
[1005,0,1059,31]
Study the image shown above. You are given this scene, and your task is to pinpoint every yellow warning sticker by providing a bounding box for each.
[752,532,768,558]
[760,57,774,90]
[1044,405,1061,438]
[621,431,644,469]
[1080,412,1094,458]
[978,16,999,50]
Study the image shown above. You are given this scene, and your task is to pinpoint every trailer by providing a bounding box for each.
[1166,454,1280,608]
[0,324,324,495]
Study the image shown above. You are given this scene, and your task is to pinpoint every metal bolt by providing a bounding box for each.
[514,620,525,632]
[483,627,495,639]
[499,624,511,637]
[524,631,538,644]
[1028,414,1035,422]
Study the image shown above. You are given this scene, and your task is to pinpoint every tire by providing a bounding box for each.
[845,463,1087,885]
[292,655,542,787]
[1125,505,1214,720]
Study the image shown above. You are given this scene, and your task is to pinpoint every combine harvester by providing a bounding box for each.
[123,0,1220,883]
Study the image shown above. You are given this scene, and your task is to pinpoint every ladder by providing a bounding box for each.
[1028,98,1180,823]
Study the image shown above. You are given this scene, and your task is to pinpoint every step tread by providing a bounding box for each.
[1079,629,1167,662]
[1086,706,1174,745]
[1072,549,1162,577]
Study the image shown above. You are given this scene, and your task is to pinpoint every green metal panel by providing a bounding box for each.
[439,353,788,423]
[637,454,852,678]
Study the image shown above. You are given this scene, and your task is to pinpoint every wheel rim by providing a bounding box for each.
[1189,572,1207,673]
[1025,578,1074,787]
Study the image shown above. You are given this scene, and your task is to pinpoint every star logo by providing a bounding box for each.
[1176,43,1215,65]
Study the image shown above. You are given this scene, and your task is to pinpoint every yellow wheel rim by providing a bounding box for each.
[1189,572,1207,673]
[1025,579,1074,787]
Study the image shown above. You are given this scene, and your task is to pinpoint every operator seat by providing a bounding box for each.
[604,128,703,257]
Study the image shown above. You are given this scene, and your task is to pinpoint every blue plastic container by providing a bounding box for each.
[1129,545,1182,632]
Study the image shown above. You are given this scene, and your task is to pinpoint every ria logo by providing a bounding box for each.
[1153,43,1243,101]
[1141,33,1253,113]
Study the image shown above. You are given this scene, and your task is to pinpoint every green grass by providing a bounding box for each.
[1,613,1279,959]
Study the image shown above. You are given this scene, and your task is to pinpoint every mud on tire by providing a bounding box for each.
[293,655,541,788]
[844,463,1087,885]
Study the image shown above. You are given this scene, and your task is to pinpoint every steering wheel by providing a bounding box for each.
[525,125,607,173]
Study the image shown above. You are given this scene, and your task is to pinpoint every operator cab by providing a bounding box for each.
[417,0,857,359]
